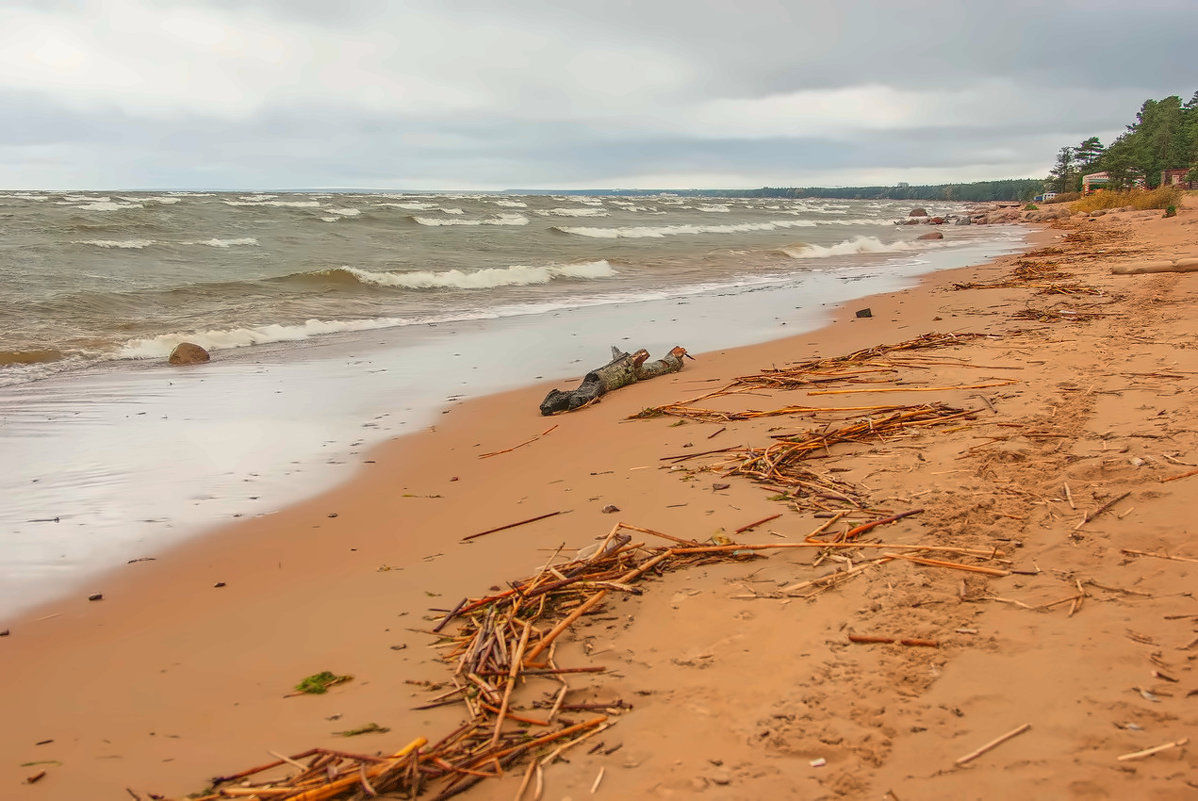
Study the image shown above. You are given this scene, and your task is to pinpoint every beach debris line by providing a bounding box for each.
[540,345,690,415]
[175,518,1010,800]
[632,331,1000,422]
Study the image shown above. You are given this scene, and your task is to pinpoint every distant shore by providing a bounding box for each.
[3,198,1196,799]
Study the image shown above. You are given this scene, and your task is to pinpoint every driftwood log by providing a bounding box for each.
[1111,256,1198,275]
[540,346,689,415]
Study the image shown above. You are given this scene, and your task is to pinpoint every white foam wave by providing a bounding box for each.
[494,199,527,207]
[537,208,610,218]
[336,260,616,289]
[74,238,155,249]
[327,207,361,216]
[117,318,410,360]
[190,237,260,248]
[778,235,930,259]
[412,214,529,227]
[696,204,731,213]
[441,208,465,215]
[223,200,322,208]
[380,201,437,210]
[556,220,817,238]
[76,201,142,211]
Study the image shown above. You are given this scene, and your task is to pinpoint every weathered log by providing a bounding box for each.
[1111,256,1198,275]
[540,346,688,415]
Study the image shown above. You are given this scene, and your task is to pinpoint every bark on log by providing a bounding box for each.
[1111,256,1198,275]
[540,346,688,415]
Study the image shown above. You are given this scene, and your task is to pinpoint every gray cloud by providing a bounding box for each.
[0,0,1193,189]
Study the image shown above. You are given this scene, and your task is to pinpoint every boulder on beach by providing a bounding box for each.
[917,231,944,240]
[168,342,210,366]
[908,208,928,217]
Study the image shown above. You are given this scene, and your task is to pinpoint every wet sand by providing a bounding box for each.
[3,203,1196,800]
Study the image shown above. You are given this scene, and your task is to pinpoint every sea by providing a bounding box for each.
[0,190,1029,619]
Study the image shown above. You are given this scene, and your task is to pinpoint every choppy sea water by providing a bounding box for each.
[0,191,1028,619]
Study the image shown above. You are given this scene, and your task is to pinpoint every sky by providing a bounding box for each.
[1,0,1195,190]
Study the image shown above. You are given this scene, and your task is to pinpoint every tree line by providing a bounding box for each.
[1048,91,1198,192]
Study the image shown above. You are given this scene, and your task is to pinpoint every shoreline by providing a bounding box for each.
[5,205,1196,799]
[0,229,1027,619]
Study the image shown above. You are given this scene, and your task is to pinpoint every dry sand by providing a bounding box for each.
[3,202,1196,800]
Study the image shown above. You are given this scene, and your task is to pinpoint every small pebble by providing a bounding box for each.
[213,582,226,588]
[601,504,620,514]
[809,757,826,768]
[88,593,103,602]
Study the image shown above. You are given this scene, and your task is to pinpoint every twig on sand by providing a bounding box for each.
[1121,548,1198,564]
[955,723,1031,766]
[1160,467,1198,483]
[480,425,559,459]
[1116,737,1189,761]
[1073,491,1132,530]
[462,511,564,542]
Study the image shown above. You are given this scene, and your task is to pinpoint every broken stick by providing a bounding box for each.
[955,723,1031,766]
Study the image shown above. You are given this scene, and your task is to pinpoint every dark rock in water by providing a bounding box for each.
[168,342,210,365]
[855,307,873,318]
[918,231,944,240]
[956,217,973,225]
[928,217,945,224]
[908,208,928,217]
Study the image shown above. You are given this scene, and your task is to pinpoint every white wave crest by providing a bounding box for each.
[76,201,143,211]
[441,208,465,215]
[74,238,155,249]
[696,204,731,213]
[117,318,409,360]
[536,208,610,218]
[223,200,322,208]
[412,214,529,227]
[380,201,437,210]
[494,199,527,207]
[190,237,260,248]
[555,219,816,238]
[778,235,929,259]
[337,260,616,289]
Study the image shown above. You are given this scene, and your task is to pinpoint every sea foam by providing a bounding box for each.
[412,214,529,227]
[331,260,616,289]
[555,220,817,238]
[776,235,934,259]
[537,208,610,217]
[74,239,156,249]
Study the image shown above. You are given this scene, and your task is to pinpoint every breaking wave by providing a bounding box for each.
[412,213,529,227]
[774,236,934,259]
[223,200,322,208]
[323,260,616,290]
[189,237,259,248]
[536,208,610,217]
[554,220,817,238]
[116,318,411,360]
[73,239,155,249]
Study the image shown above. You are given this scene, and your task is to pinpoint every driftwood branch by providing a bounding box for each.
[540,346,689,415]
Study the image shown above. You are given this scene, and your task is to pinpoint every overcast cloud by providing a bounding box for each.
[1,0,1194,190]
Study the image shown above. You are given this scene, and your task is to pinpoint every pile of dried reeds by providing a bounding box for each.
[184,523,753,801]
[706,403,975,512]
[633,332,996,422]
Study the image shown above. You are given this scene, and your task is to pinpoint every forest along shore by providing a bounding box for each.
[2,199,1196,800]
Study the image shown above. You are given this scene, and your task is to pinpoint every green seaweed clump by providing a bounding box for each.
[295,670,353,695]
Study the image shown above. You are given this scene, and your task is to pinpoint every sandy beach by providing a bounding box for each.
[4,201,1196,800]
